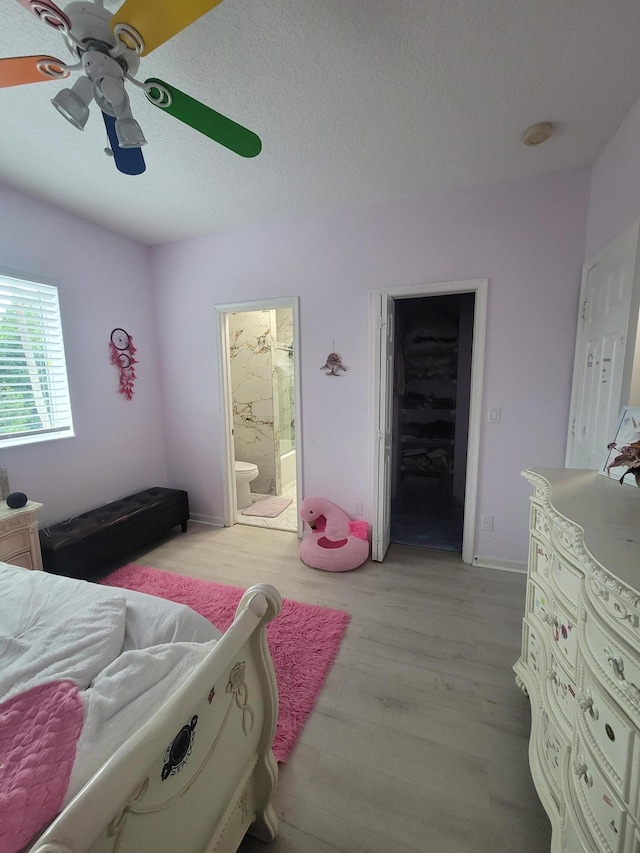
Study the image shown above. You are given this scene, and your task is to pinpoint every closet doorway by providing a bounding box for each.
[371,280,487,563]
[391,293,475,551]
[216,297,302,536]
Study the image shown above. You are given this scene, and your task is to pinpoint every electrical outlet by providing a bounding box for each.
[353,501,363,516]
[482,515,494,531]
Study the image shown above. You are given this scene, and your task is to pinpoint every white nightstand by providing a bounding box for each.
[0,500,44,570]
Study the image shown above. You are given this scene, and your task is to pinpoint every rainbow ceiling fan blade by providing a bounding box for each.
[15,0,72,31]
[2,0,262,172]
[102,111,146,175]
[112,0,225,56]
[145,79,262,158]
[0,55,69,88]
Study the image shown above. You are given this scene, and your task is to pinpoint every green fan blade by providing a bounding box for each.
[145,79,262,158]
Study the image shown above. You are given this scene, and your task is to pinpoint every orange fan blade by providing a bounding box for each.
[112,0,224,56]
[0,56,68,89]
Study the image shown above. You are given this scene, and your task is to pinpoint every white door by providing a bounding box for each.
[372,293,395,561]
[566,222,640,469]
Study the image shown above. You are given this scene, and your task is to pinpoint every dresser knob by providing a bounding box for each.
[607,654,625,681]
[578,692,599,721]
[573,759,593,788]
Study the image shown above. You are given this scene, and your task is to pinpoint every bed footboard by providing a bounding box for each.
[29,584,282,853]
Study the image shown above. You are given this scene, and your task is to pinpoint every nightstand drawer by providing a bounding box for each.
[7,550,35,569]
[0,527,31,560]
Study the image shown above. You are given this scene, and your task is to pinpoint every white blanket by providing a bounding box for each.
[0,562,222,804]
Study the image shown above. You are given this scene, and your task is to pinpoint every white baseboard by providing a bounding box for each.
[472,556,527,574]
[189,514,224,527]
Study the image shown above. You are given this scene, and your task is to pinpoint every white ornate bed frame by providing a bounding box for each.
[29,584,282,853]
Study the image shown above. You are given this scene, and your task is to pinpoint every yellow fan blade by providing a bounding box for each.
[112,0,225,56]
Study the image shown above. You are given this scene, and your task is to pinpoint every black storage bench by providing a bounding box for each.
[39,487,189,578]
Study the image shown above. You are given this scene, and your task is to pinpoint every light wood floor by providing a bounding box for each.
[139,522,551,853]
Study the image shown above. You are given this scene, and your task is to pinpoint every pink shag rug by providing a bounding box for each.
[100,564,350,762]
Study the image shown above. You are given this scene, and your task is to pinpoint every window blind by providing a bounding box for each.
[0,273,74,446]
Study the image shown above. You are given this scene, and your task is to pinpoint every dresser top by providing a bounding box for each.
[524,468,640,591]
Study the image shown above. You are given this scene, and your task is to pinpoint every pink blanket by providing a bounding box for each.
[0,680,84,853]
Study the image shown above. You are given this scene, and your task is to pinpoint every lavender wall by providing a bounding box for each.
[153,168,590,564]
[0,186,167,527]
[586,95,640,259]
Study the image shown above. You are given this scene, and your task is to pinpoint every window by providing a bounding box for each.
[0,271,74,448]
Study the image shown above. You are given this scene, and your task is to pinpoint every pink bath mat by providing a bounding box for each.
[100,564,350,762]
[242,497,292,517]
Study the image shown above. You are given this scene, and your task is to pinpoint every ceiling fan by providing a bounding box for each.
[0,0,262,175]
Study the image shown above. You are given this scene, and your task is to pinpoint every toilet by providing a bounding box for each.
[235,461,259,510]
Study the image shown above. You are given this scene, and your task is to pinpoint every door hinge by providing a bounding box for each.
[378,315,386,329]
[570,418,575,437]
[581,300,587,321]
[376,430,384,442]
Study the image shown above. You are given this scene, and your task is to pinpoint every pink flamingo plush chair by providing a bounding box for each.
[299,497,369,572]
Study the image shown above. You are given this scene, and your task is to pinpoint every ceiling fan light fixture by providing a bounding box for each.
[115,117,146,148]
[51,74,93,130]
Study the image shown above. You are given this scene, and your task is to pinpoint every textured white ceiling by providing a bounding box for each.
[1,0,640,245]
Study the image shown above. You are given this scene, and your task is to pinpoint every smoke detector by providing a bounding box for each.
[522,122,553,146]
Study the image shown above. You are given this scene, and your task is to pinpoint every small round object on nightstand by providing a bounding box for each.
[6,492,27,509]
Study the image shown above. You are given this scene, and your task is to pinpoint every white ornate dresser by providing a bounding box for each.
[0,500,43,569]
[515,469,640,853]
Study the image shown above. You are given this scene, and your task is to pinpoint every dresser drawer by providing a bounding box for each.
[546,651,577,734]
[564,817,599,853]
[582,605,640,724]
[530,535,551,581]
[587,576,640,653]
[571,738,629,853]
[551,517,581,564]
[549,551,582,616]
[529,579,579,675]
[522,618,545,682]
[530,502,551,542]
[576,664,637,802]
[0,527,31,560]
[537,707,567,803]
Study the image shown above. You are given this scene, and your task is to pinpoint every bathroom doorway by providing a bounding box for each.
[216,297,302,535]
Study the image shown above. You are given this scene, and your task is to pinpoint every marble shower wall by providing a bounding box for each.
[275,308,295,455]
[229,310,279,495]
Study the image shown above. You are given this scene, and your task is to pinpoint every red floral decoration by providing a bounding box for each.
[109,328,137,400]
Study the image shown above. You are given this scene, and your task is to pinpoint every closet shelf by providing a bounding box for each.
[400,436,455,445]
[401,408,456,415]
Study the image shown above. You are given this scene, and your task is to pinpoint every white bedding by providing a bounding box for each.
[0,561,222,805]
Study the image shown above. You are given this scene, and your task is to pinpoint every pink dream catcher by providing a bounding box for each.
[109,328,137,400]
